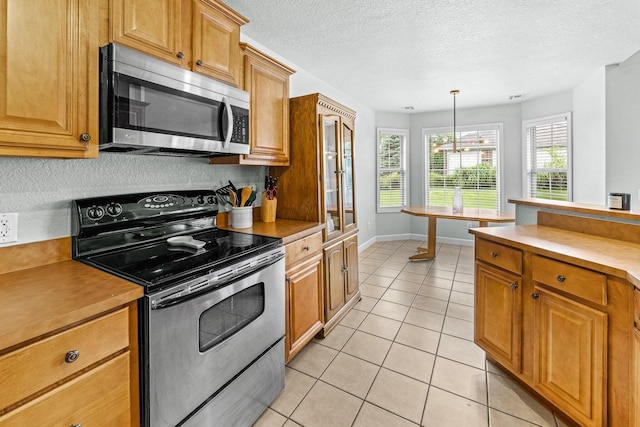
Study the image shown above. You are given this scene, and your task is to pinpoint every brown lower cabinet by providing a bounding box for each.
[320,232,360,336]
[474,237,632,427]
[0,305,137,426]
[285,232,324,362]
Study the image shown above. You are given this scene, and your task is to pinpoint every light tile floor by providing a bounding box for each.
[254,240,572,427]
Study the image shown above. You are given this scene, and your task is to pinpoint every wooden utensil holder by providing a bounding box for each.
[261,192,277,222]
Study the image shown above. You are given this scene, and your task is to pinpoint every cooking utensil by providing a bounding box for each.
[240,187,252,207]
[244,190,257,207]
[228,188,237,207]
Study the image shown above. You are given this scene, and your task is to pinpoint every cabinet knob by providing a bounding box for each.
[176,51,185,59]
[556,274,566,283]
[490,251,498,258]
[286,277,291,284]
[65,350,80,363]
[511,283,518,290]
[303,245,310,251]
[79,133,91,142]
[196,59,203,66]
[531,293,539,300]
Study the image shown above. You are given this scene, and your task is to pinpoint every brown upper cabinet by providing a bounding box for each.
[211,43,295,166]
[0,0,99,158]
[110,0,248,87]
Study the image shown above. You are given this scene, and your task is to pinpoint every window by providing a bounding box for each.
[523,113,572,201]
[423,123,502,210]
[377,128,409,212]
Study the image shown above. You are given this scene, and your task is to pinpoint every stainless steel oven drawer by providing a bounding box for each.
[183,339,285,427]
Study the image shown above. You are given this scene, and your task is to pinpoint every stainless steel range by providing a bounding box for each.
[72,190,285,427]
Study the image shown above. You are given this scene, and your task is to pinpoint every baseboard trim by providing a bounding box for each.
[358,233,474,253]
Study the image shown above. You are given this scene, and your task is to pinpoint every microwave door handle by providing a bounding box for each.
[222,97,233,148]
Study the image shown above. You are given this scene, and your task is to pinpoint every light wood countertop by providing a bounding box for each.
[219,218,324,245]
[0,238,142,352]
[509,197,640,221]
[470,224,640,288]
[0,260,142,352]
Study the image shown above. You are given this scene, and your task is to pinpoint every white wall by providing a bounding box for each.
[606,51,640,208]
[573,68,606,204]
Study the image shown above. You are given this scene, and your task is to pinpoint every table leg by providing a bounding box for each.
[410,217,437,261]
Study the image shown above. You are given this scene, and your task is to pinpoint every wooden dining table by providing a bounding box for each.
[401,206,516,260]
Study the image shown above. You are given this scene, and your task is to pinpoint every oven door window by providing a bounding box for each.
[199,282,265,352]
[113,73,222,140]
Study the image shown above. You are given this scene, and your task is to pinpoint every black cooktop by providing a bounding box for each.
[83,228,281,291]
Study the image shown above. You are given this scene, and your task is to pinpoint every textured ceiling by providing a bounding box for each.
[223,0,640,113]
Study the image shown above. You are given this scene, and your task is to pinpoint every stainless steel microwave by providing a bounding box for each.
[99,43,250,157]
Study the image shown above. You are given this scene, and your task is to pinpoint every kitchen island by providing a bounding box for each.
[470,199,640,427]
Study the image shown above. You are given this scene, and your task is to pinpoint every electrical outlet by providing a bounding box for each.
[0,213,18,243]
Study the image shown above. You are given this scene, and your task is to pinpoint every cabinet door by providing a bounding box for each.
[533,288,607,427]
[286,254,323,362]
[324,240,345,321]
[321,115,343,241]
[192,0,241,86]
[342,121,357,234]
[241,46,292,165]
[111,0,183,66]
[475,262,522,372]
[344,234,359,300]
[0,0,98,158]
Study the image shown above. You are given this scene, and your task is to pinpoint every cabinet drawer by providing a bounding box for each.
[532,256,607,306]
[635,289,640,329]
[0,352,130,426]
[285,232,322,267]
[476,239,522,274]
[0,308,129,410]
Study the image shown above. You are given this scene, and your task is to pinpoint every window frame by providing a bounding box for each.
[376,127,409,213]
[522,112,573,201]
[422,122,504,211]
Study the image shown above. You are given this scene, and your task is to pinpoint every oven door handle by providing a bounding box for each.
[151,251,285,310]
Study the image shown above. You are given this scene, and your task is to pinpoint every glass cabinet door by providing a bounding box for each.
[342,122,355,230]
[322,115,342,236]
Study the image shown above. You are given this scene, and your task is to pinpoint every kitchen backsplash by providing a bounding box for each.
[0,153,266,245]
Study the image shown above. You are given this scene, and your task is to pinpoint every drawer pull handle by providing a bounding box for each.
[511,283,518,290]
[490,252,498,258]
[531,293,539,300]
[70,424,82,427]
[304,245,310,251]
[556,275,566,283]
[65,350,80,363]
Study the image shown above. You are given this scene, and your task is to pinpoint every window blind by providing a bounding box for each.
[377,128,408,212]
[424,124,502,210]
[523,113,571,201]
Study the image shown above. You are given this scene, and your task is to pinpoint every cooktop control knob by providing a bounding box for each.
[196,195,205,205]
[87,205,105,221]
[207,196,216,205]
[106,202,123,217]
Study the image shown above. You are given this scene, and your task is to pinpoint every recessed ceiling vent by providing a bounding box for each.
[508,93,528,101]
[403,106,415,110]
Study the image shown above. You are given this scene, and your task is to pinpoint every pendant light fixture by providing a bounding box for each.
[450,89,460,153]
